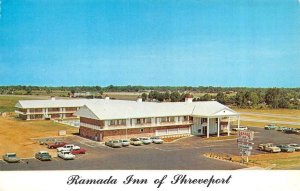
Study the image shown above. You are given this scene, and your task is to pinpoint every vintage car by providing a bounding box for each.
[70,147,86,155]
[277,145,295,153]
[119,139,130,147]
[150,136,164,144]
[264,124,278,130]
[276,126,288,132]
[288,144,300,151]
[105,140,122,148]
[2,153,20,163]
[258,143,281,153]
[232,126,248,131]
[47,142,67,149]
[57,144,76,152]
[130,138,143,146]
[139,137,152,145]
[35,151,52,161]
[58,150,75,160]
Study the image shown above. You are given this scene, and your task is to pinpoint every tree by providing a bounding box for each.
[156,93,165,102]
[200,94,212,101]
[265,88,281,108]
[216,92,226,104]
[170,92,181,102]
[164,92,170,101]
[278,97,289,108]
[141,93,148,101]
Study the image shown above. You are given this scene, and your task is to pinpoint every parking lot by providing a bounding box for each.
[1,127,299,170]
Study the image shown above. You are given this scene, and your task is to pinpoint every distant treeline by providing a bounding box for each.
[1,85,300,93]
[0,85,300,109]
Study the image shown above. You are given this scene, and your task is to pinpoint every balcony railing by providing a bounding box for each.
[102,121,193,130]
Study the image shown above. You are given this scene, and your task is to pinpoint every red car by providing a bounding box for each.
[47,142,67,149]
[70,147,86,155]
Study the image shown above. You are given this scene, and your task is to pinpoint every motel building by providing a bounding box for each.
[74,97,240,142]
[14,97,240,141]
[14,98,99,120]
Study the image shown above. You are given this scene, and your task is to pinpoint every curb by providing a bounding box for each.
[203,154,248,168]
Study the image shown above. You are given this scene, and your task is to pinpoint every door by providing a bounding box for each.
[203,126,207,135]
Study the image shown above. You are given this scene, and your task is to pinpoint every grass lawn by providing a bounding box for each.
[206,152,300,169]
[232,108,300,128]
[235,108,300,116]
[0,116,78,158]
[0,95,48,112]
[234,152,300,169]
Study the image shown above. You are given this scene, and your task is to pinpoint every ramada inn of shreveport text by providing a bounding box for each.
[15,97,240,142]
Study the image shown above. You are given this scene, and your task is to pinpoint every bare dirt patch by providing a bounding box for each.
[0,116,78,158]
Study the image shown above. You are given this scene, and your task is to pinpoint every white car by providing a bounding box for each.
[58,150,75,160]
[288,144,300,151]
[57,144,76,152]
[139,137,152,145]
[232,126,248,131]
[150,136,164,144]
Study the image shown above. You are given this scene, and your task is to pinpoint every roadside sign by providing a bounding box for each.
[244,151,251,156]
[237,130,254,163]
[238,130,254,140]
[238,145,253,150]
[237,139,254,144]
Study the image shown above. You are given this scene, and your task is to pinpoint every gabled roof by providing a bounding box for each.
[74,100,238,120]
[15,99,98,109]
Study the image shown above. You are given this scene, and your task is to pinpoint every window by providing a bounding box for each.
[184,116,189,121]
[137,119,141,124]
[161,117,167,122]
[201,118,207,124]
[169,117,175,122]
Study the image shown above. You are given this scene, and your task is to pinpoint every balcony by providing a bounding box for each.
[102,121,193,130]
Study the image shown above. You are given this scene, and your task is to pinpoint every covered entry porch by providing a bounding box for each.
[191,108,240,138]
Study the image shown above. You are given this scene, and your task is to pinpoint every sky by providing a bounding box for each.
[0,0,299,87]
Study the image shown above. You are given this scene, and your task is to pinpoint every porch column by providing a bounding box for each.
[238,115,240,129]
[207,117,210,138]
[227,117,231,136]
[217,117,220,137]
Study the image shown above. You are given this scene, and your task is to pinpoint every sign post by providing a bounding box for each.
[237,130,254,163]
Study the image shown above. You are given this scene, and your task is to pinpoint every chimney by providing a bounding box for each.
[185,94,193,103]
[105,96,110,100]
[137,98,143,102]
[51,97,56,101]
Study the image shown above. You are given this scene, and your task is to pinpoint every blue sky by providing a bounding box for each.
[0,0,299,87]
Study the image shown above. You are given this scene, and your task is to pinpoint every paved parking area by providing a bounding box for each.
[0,127,299,170]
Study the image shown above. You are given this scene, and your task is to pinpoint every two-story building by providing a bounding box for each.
[15,98,98,120]
[75,97,240,141]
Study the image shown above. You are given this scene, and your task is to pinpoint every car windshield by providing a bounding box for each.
[121,140,128,142]
[113,141,119,143]
[64,152,70,154]
[41,153,49,155]
[131,138,138,141]
[7,154,16,157]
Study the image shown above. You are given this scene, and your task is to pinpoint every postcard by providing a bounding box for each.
[0,0,299,191]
